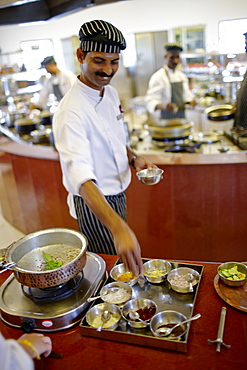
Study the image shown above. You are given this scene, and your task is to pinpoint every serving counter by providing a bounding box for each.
[0,136,247,262]
[0,255,246,370]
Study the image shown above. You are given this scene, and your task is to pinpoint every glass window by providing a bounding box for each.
[219,19,247,54]
[20,39,54,71]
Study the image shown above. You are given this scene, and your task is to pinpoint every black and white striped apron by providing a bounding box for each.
[161,68,185,119]
[234,71,247,128]
[73,192,127,255]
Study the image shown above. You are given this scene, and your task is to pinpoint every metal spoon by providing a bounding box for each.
[87,287,119,302]
[129,310,150,325]
[96,310,111,332]
[155,313,201,336]
[186,273,194,292]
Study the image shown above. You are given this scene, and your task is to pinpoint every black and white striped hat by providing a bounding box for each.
[79,20,126,53]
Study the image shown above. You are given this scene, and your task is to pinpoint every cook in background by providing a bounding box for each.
[234,32,247,128]
[145,43,196,122]
[30,56,77,111]
[0,332,52,370]
[53,20,156,276]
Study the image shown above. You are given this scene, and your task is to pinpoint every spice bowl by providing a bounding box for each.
[110,263,139,286]
[99,281,133,306]
[136,168,164,185]
[167,267,200,293]
[150,310,188,339]
[143,259,172,284]
[217,261,247,287]
[86,302,121,331]
[121,298,157,329]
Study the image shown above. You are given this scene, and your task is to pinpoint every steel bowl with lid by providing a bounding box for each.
[143,259,171,283]
[217,261,247,287]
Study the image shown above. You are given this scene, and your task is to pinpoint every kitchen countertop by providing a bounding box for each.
[0,254,246,370]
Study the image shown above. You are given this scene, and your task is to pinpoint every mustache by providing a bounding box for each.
[95,71,114,78]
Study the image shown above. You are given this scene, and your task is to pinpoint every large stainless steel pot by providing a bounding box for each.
[205,104,235,121]
[3,228,87,288]
[148,120,193,139]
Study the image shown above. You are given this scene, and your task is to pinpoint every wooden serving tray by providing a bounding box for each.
[214,275,247,313]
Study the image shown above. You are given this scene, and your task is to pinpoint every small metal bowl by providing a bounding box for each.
[150,310,188,339]
[136,168,164,186]
[218,262,247,287]
[167,267,200,293]
[122,298,157,329]
[99,281,132,305]
[110,263,139,286]
[143,259,172,284]
[86,302,121,331]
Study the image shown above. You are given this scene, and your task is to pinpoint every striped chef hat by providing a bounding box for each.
[79,20,126,53]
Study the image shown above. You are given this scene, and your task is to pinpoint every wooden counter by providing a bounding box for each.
[0,255,246,370]
[0,137,246,262]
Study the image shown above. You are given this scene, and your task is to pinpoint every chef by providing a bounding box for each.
[234,32,247,128]
[145,43,195,122]
[53,20,156,276]
[31,56,76,111]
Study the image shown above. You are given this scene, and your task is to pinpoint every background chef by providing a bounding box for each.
[145,43,195,122]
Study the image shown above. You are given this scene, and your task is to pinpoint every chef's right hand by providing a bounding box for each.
[166,102,178,113]
[113,220,143,277]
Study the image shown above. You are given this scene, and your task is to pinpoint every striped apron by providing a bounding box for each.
[73,192,127,255]
[161,68,185,119]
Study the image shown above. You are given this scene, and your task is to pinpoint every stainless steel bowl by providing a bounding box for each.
[86,302,121,331]
[218,262,247,287]
[150,310,188,339]
[143,259,171,284]
[122,298,157,329]
[136,168,164,186]
[110,263,139,286]
[100,281,132,305]
[167,267,200,293]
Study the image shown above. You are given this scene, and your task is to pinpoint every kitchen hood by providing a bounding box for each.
[0,0,125,26]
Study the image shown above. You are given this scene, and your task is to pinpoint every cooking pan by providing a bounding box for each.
[14,118,36,134]
[1,228,87,288]
[148,121,193,139]
[205,105,235,121]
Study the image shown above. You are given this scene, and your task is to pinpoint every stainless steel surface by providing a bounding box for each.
[208,307,231,352]
[5,228,88,288]
[186,273,194,293]
[167,267,200,293]
[136,168,164,186]
[191,132,220,144]
[122,298,157,329]
[155,313,201,336]
[86,302,121,331]
[143,259,171,283]
[80,260,204,353]
[217,262,247,287]
[110,263,139,286]
[0,252,106,332]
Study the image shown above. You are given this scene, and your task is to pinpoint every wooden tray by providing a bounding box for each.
[214,275,247,313]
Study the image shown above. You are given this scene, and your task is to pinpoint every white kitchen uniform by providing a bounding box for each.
[0,333,33,370]
[145,65,194,121]
[37,70,76,110]
[53,77,131,218]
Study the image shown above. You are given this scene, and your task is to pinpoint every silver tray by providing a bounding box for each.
[80,259,203,353]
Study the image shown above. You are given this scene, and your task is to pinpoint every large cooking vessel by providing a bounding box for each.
[205,104,235,121]
[3,228,87,288]
[148,119,193,140]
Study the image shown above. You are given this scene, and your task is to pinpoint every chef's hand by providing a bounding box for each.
[18,333,52,358]
[166,102,178,113]
[133,156,157,172]
[113,219,143,277]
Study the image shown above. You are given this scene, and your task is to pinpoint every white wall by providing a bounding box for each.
[0,0,246,67]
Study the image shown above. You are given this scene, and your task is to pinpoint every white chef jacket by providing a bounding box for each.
[145,65,194,120]
[53,78,131,218]
[37,70,76,110]
[0,333,33,370]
